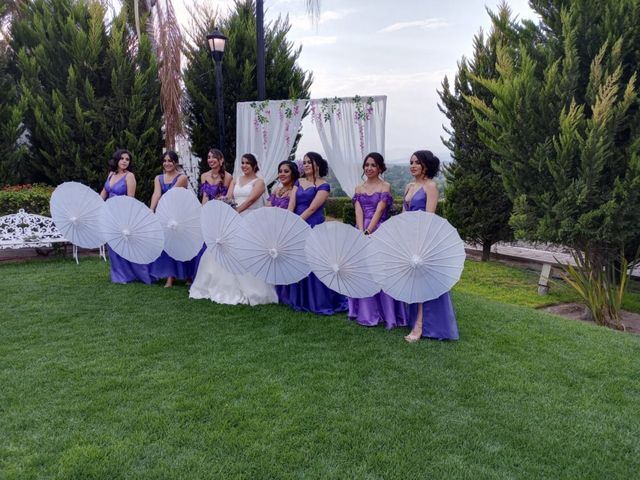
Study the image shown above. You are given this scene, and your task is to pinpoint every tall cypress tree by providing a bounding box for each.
[11,0,162,200]
[438,24,513,261]
[183,0,312,173]
[469,0,640,321]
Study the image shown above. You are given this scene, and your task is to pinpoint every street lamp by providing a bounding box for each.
[206,28,227,154]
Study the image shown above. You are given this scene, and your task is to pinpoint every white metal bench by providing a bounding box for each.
[0,209,105,263]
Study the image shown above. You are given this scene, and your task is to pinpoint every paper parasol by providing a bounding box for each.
[200,199,246,274]
[305,221,380,298]
[50,182,105,248]
[235,207,311,285]
[369,211,465,303]
[155,187,203,261]
[101,195,164,264]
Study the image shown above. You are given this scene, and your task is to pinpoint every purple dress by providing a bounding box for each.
[277,182,348,315]
[267,191,291,209]
[103,173,153,284]
[348,192,409,328]
[149,174,197,281]
[405,187,459,340]
[200,182,228,201]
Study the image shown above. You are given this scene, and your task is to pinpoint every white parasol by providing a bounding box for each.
[155,187,203,261]
[369,211,465,303]
[200,199,246,274]
[50,182,105,249]
[101,195,164,264]
[235,207,311,285]
[305,221,380,298]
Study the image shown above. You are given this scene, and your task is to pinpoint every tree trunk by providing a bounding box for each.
[482,242,491,261]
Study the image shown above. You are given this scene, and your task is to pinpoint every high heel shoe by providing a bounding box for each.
[404,333,421,343]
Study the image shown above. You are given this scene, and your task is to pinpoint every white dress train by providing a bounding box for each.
[189,178,278,305]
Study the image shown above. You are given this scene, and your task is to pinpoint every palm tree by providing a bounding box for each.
[132,0,182,150]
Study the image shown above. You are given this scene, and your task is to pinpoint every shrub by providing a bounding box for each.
[342,203,356,226]
[0,184,54,216]
[325,197,352,219]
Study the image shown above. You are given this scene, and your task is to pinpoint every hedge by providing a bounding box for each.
[327,196,444,223]
[0,184,55,217]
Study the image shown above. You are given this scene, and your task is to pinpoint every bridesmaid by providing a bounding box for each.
[279,152,347,315]
[404,150,459,342]
[200,148,232,203]
[99,149,153,284]
[348,152,408,328]
[266,160,299,210]
[148,150,192,288]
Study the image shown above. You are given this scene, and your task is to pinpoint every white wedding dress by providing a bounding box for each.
[189,177,278,305]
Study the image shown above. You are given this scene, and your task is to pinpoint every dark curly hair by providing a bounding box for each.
[362,152,386,174]
[108,149,134,173]
[412,150,440,179]
[277,160,300,185]
[162,150,179,165]
[305,151,329,177]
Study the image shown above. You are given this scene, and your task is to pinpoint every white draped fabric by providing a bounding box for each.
[234,100,307,185]
[310,95,386,197]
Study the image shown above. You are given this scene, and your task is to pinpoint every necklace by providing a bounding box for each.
[277,186,292,197]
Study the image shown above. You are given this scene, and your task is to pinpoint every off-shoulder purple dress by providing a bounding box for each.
[405,187,459,340]
[149,174,197,281]
[277,182,348,315]
[348,192,409,328]
[103,173,153,284]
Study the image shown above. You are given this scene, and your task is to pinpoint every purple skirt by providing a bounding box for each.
[348,291,409,329]
[408,292,459,340]
[149,251,196,281]
[277,273,348,316]
[107,245,153,284]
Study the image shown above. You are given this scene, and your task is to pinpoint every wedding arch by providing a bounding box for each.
[233,95,387,197]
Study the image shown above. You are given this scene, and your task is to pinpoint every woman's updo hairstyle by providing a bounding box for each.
[362,152,386,173]
[243,153,259,173]
[277,160,300,184]
[412,150,440,179]
[162,150,179,164]
[305,151,329,177]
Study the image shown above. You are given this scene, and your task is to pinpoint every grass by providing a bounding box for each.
[458,258,640,312]
[1,258,640,479]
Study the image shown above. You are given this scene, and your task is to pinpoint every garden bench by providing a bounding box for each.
[0,209,105,263]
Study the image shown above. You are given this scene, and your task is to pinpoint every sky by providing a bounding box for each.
[172,0,539,162]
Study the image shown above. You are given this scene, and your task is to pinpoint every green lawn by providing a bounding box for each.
[1,258,639,479]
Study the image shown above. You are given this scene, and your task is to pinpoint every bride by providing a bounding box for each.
[189,154,278,305]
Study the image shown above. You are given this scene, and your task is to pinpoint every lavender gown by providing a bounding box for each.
[405,187,459,340]
[148,174,197,281]
[103,173,153,284]
[348,192,409,328]
[276,182,348,315]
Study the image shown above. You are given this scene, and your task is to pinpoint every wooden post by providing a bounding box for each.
[538,263,552,296]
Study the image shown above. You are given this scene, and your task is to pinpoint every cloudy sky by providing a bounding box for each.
[173,0,538,162]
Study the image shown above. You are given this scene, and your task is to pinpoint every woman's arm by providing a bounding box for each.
[225,179,236,201]
[200,173,209,204]
[288,186,297,212]
[126,172,136,197]
[175,175,189,189]
[366,184,392,233]
[100,184,108,200]
[300,186,329,221]
[236,179,265,214]
[224,172,233,188]
[402,183,411,212]
[149,176,162,211]
[425,182,439,213]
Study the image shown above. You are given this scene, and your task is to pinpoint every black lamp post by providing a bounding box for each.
[206,28,228,154]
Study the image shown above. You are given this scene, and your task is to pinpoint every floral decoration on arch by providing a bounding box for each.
[249,100,302,150]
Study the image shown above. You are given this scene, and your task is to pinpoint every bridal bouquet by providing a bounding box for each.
[221,197,238,209]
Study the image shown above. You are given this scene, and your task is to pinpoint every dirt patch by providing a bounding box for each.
[542,302,640,334]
